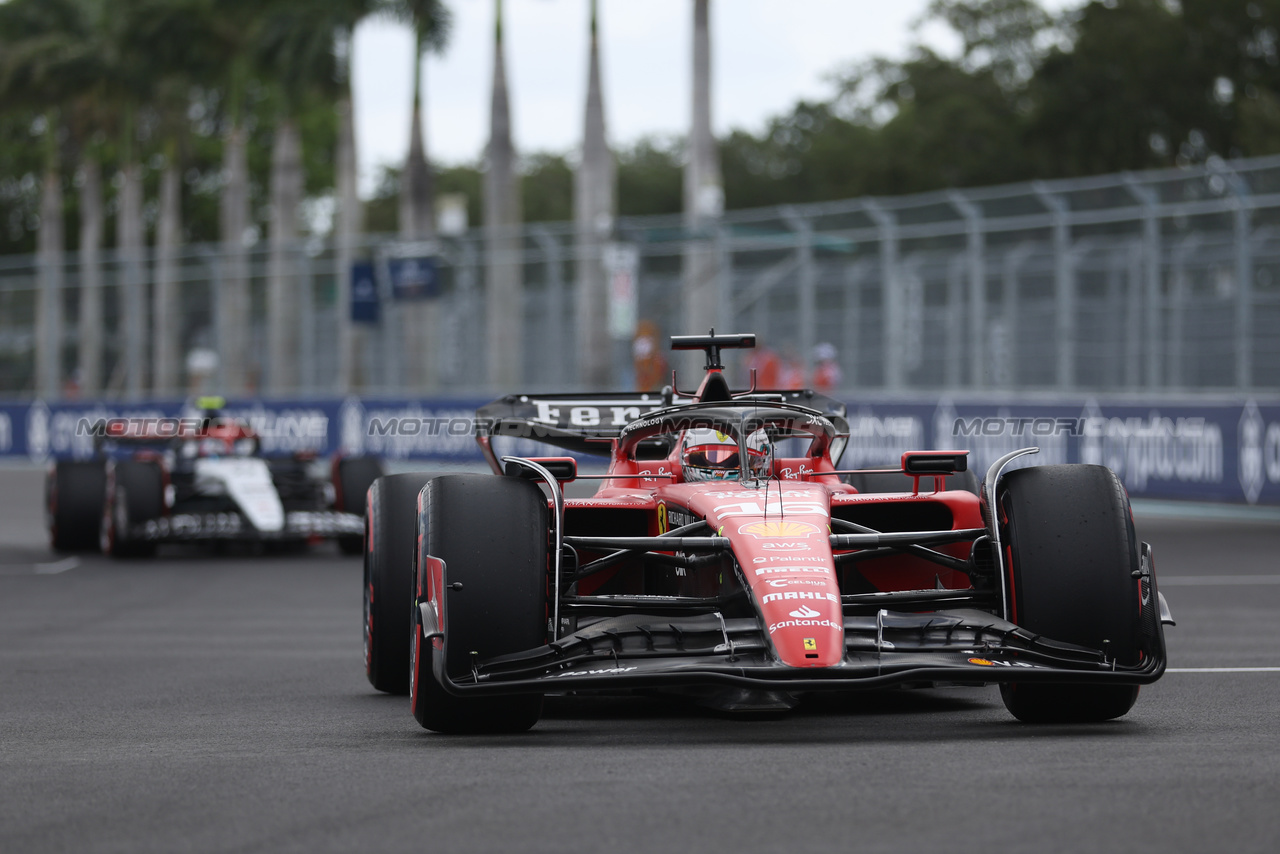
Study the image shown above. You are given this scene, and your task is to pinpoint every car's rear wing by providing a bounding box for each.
[475,389,850,469]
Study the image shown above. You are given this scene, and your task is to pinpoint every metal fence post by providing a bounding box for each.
[1000,245,1032,389]
[1034,183,1074,390]
[35,245,63,400]
[716,223,734,337]
[949,191,985,388]
[1125,241,1143,390]
[299,244,316,393]
[782,208,814,377]
[532,227,566,387]
[1168,235,1200,389]
[1125,177,1162,390]
[864,201,901,390]
[841,261,865,389]
[1225,169,1254,390]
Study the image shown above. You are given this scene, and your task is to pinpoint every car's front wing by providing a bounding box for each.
[129,510,363,542]
[429,605,1167,697]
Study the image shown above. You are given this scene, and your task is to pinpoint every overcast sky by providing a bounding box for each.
[350,0,1069,195]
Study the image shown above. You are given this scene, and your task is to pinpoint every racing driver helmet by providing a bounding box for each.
[681,428,773,482]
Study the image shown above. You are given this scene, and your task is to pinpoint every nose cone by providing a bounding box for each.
[753,579,844,667]
[686,486,844,668]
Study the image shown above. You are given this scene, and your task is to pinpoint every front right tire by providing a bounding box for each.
[410,474,548,734]
[364,473,435,694]
[998,464,1143,723]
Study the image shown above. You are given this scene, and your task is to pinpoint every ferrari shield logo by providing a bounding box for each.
[738,520,820,539]
[803,638,817,651]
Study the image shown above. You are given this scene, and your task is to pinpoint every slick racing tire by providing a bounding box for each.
[846,468,980,495]
[335,456,385,556]
[998,464,1141,723]
[364,473,434,694]
[101,461,163,559]
[48,460,107,552]
[411,475,547,734]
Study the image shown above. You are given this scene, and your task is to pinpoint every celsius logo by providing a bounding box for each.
[789,605,821,619]
[738,521,820,539]
[763,591,838,605]
[765,578,825,588]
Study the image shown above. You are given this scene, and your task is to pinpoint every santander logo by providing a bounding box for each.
[789,605,821,619]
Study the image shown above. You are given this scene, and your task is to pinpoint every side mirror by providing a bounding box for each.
[504,456,578,483]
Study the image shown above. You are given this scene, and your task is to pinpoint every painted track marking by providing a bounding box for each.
[1167,667,1280,673]
[0,557,79,576]
[1159,575,1280,586]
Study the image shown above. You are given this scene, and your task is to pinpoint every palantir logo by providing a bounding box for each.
[1239,401,1265,504]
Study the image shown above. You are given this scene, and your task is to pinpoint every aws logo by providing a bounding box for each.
[738,520,820,539]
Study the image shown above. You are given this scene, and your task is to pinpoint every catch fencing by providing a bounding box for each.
[3,154,1280,399]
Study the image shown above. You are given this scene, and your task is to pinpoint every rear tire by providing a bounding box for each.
[998,464,1141,723]
[411,474,547,734]
[48,461,107,552]
[101,461,163,559]
[364,473,434,694]
[335,456,384,555]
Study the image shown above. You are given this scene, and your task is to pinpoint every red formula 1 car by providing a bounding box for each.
[47,403,382,557]
[363,332,1172,733]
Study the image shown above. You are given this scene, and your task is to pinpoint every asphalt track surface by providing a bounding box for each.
[2,466,1279,853]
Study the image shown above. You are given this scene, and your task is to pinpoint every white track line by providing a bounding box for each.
[1167,667,1280,673]
[34,557,79,575]
[1159,575,1280,586]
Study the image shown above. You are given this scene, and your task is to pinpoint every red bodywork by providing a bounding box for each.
[484,367,982,671]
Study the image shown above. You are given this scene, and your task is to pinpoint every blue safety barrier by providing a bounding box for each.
[2,395,1278,505]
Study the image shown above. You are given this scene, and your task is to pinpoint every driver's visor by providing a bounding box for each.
[685,445,739,469]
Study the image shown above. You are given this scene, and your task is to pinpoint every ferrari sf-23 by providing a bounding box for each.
[363,333,1173,733]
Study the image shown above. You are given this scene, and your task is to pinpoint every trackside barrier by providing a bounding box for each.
[1,395,1278,505]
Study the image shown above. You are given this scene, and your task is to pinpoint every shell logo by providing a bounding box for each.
[738,520,820,539]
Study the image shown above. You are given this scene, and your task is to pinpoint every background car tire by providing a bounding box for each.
[102,461,164,559]
[364,472,434,694]
[411,474,547,734]
[335,456,385,555]
[997,464,1141,723]
[846,468,980,495]
[48,461,107,552]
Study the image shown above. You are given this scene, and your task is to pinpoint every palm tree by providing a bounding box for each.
[387,0,452,391]
[0,0,95,398]
[330,0,386,392]
[192,0,270,395]
[683,0,722,340]
[485,0,522,389]
[255,1,343,394]
[123,0,213,397]
[575,0,615,389]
